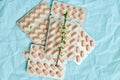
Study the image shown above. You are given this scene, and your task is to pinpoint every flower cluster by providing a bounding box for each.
[58,12,68,55]
[55,11,68,66]
[58,23,67,55]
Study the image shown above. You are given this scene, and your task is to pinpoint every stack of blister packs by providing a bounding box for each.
[17,0,95,80]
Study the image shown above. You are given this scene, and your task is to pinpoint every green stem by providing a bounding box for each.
[55,12,68,66]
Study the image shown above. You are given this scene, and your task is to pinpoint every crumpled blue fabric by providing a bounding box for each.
[0,0,120,80]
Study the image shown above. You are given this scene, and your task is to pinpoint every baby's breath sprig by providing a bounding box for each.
[55,11,68,66]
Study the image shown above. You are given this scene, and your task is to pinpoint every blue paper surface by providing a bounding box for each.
[0,0,120,80]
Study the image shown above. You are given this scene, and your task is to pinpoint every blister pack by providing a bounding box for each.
[17,0,50,45]
[45,16,81,63]
[71,27,95,65]
[27,44,66,80]
[51,1,86,23]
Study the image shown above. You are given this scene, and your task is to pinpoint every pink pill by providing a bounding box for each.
[67,52,74,59]
[76,47,80,53]
[29,32,36,38]
[72,25,78,30]
[54,2,60,7]
[57,65,63,71]
[61,4,66,9]
[85,35,90,42]
[31,52,37,58]
[79,15,85,21]
[19,21,26,25]
[90,40,94,47]
[46,49,51,55]
[36,68,41,75]
[56,71,62,78]
[71,32,77,38]
[55,36,61,42]
[42,40,45,44]
[38,33,45,37]
[35,7,41,12]
[60,59,65,64]
[34,17,40,21]
[37,62,43,68]
[80,8,86,14]
[46,56,51,61]
[50,71,55,77]
[30,61,36,67]
[51,21,57,27]
[60,10,65,15]
[81,40,85,47]
[50,28,55,34]
[53,58,57,62]
[69,46,74,51]
[76,55,80,62]
[53,8,58,14]
[39,23,46,28]
[24,16,31,21]
[24,51,30,60]
[81,31,85,37]
[77,36,81,42]
[39,47,44,53]
[67,24,72,29]
[23,26,29,30]
[57,23,61,28]
[67,6,73,11]
[29,12,36,17]
[34,28,41,33]
[48,35,54,41]
[32,45,38,51]
[47,42,53,48]
[40,3,47,8]
[56,31,60,35]
[53,43,58,48]
[39,13,46,17]
[86,45,90,51]
[52,50,59,55]
[50,64,56,70]
[44,8,50,13]
[43,69,48,76]
[73,7,79,12]
[44,28,48,33]
[29,67,35,74]
[28,21,35,26]
[80,51,84,57]
[33,37,40,42]
[38,54,44,60]
[44,63,49,69]
[73,13,77,19]
[64,44,68,50]
[44,19,48,24]
[70,39,76,44]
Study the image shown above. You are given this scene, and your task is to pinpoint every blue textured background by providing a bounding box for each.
[0,0,120,80]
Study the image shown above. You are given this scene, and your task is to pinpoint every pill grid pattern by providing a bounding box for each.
[17,1,50,45]
[45,16,81,62]
[27,44,66,80]
[74,27,95,64]
[20,0,96,80]
[51,1,86,23]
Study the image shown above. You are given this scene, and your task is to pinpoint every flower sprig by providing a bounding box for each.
[55,11,68,66]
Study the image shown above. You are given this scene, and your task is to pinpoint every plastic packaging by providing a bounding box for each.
[17,0,50,45]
